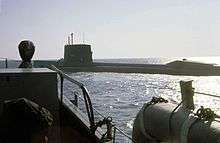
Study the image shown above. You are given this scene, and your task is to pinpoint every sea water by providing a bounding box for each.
[63,58,220,142]
[1,58,220,142]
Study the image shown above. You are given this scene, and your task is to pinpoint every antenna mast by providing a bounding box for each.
[71,33,74,45]
[82,32,85,44]
[68,36,70,45]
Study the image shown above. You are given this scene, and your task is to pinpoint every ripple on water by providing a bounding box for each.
[63,72,220,142]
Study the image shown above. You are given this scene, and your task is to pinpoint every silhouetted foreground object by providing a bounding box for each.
[63,44,93,67]
[18,40,35,68]
[0,98,53,143]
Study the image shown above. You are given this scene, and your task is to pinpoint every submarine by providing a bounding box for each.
[32,34,220,76]
[59,44,220,76]
[1,40,220,143]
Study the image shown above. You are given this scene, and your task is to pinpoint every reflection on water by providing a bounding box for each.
[63,72,220,142]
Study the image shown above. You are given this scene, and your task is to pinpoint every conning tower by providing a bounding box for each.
[64,44,93,66]
[63,33,93,67]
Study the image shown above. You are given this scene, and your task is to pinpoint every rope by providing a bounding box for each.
[75,90,134,142]
[50,65,96,131]
[59,79,133,142]
[54,68,220,142]
[135,97,169,142]
[144,83,220,99]
[147,96,168,105]
[194,91,220,99]
[75,83,220,142]
[92,116,112,133]
[195,106,216,121]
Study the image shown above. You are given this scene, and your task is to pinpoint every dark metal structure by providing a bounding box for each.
[63,44,93,67]
[133,81,220,143]
[18,40,35,68]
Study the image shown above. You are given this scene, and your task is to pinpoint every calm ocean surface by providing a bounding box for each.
[1,57,220,142]
[62,58,220,142]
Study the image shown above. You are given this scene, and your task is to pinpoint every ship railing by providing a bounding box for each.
[50,65,135,143]
[51,64,220,142]
[74,91,136,143]
[50,65,95,130]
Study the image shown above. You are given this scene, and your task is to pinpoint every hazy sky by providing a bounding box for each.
[1,0,220,59]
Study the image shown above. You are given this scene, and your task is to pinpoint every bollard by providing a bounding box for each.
[180,80,194,110]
